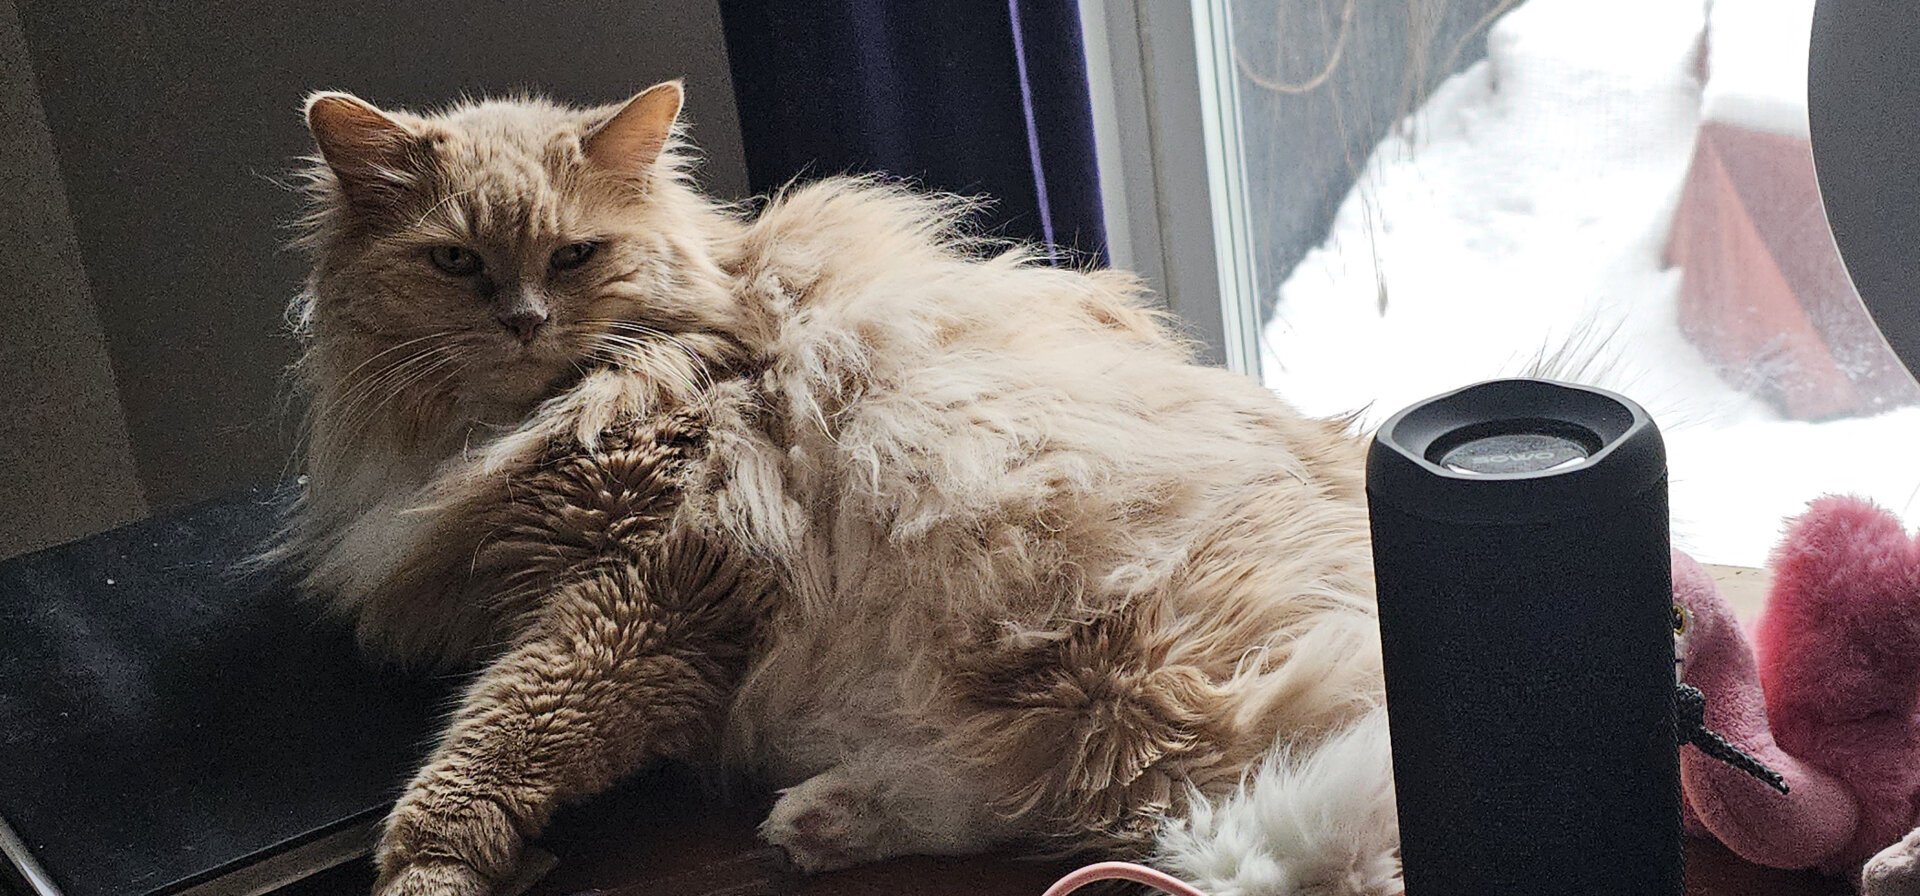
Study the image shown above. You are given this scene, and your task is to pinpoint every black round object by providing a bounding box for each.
[1367,379,1681,896]
[1809,0,1920,384]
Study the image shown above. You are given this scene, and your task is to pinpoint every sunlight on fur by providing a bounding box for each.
[279,80,1400,896]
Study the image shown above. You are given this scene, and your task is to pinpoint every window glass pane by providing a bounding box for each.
[1228,0,1920,566]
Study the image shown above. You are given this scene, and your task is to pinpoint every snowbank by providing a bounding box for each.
[1259,0,1920,566]
[1702,0,1815,135]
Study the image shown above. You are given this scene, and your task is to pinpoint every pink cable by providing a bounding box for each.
[1039,861,1211,896]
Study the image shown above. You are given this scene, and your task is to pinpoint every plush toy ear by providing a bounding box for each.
[305,91,423,209]
[584,80,684,177]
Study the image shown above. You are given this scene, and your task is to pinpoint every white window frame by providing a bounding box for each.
[1080,0,1261,375]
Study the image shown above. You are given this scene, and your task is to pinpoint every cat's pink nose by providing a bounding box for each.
[497,309,548,343]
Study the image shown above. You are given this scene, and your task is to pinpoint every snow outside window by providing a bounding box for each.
[1216,0,1920,566]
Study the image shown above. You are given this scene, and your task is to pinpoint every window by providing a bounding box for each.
[1088,0,1920,567]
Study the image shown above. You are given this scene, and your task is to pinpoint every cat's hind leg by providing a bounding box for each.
[759,747,1012,872]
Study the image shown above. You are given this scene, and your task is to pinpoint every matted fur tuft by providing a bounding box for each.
[283,87,1400,896]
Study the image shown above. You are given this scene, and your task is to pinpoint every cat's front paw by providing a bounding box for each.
[374,791,521,896]
[373,858,492,896]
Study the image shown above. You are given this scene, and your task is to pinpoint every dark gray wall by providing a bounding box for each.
[0,0,150,558]
[1229,0,1507,306]
[1,0,749,558]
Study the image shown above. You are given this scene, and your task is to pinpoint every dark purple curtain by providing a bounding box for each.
[718,0,1108,264]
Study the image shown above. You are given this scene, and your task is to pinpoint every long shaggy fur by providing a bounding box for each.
[1157,710,1401,896]
[284,86,1400,896]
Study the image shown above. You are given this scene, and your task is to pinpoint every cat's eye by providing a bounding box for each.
[428,246,483,276]
[549,241,599,271]
[1672,604,1691,637]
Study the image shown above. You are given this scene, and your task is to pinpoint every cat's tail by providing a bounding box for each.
[1152,709,1402,896]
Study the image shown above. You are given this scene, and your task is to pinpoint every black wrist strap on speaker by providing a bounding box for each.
[1674,683,1790,794]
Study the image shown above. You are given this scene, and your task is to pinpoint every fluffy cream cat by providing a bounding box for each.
[284,80,1400,896]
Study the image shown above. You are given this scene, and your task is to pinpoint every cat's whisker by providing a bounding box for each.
[587,336,705,399]
[324,339,459,411]
[585,328,715,389]
[576,319,719,392]
[315,333,457,422]
[419,362,471,417]
[585,334,670,368]
[341,355,460,446]
[585,348,683,399]
[329,347,463,447]
[324,344,460,439]
[375,353,463,415]
[326,331,457,400]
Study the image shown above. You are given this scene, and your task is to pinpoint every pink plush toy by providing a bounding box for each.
[1673,496,1920,893]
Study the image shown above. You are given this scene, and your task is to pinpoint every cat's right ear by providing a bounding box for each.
[304,92,420,206]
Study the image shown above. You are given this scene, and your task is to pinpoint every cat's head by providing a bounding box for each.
[292,81,741,444]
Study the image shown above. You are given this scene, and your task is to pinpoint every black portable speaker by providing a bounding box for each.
[1365,378,1681,895]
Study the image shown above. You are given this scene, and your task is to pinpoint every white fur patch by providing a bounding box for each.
[1156,710,1403,896]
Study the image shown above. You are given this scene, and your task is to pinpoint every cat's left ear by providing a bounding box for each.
[584,80,684,177]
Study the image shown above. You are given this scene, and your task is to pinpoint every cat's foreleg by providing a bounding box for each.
[371,565,752,896]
